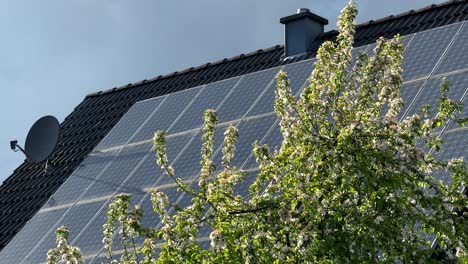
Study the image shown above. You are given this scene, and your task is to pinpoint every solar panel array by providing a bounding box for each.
[1,21,467,263]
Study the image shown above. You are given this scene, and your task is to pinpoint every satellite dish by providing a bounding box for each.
[10,115,60,163]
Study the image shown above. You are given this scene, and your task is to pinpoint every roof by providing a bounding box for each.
[0,0,467,251]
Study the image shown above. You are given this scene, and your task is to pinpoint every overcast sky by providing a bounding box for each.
[0,0,443,182]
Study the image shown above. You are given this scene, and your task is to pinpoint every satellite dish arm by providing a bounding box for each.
[10,140,34,161]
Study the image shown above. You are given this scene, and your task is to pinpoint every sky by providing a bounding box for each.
[0,0,443,183]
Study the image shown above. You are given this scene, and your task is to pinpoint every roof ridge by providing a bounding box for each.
[359,0,463,27]
[321,0,465,38]
[87,0,467,98]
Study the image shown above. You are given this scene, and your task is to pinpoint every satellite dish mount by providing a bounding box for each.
[10,140,33,161]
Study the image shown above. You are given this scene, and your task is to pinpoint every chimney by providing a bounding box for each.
[280,8,328,57]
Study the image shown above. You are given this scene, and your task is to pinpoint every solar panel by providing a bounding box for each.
[401,22,462,81]
[433,22,468,75]
[120,133,196,194]
[130,87,202,143]
[96,97,166,150]
[81,144,151,200]
[71,132,197,261]
[243,122,282,170]
[23,201,107,263]
[367,33,415,58]
[247,59,315,117]
[72,203,112,259]
[2,21,468,263]
[216,68,278,123]
[433,128,468,184]
[155,127,225,187]
[404,72,468,118]
[215,114,277,169]
[397,80,426,120]
[446,89,468,131]
[43,149,118,207]
[169,77,240,134]
[0,208,68,264]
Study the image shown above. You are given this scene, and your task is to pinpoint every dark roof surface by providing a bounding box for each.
[0,0,467,250]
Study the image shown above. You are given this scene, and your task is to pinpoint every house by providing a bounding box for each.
[0,0,467,262]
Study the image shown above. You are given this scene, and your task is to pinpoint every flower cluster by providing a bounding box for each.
[46,226,84,264]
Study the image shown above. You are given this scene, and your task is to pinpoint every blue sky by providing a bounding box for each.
[0,0,442,182]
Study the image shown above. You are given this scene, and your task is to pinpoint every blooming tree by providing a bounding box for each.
[47,1,467,263]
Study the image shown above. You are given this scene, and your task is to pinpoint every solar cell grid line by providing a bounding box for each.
[17,149,134,263]
[118,133,196,196]
[153,68,279,186]
[433,21,468,75]
[242,121,282,170]
[346,45,370,72]
[15,24,464,262]
[400,22,463,82]
[94,96,166,151]
[241,58,322,175]
[87,125,222,262]
[195,168,261,241]
[158,122,236,187]
[41,96,168,207]
[193,124,283,240]
[395,80,427,121]
[366,33,415,59]
[426,127,468,248]
[400,21,467,121]
[362,34,414,89]
[91,31,468,260]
